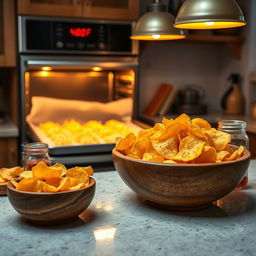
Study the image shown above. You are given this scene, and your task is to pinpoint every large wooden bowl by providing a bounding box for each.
[112,147,250,210]
[7,177,96,225]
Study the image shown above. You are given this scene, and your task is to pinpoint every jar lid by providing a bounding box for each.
[218,120,246,132]
[23,142,49,152]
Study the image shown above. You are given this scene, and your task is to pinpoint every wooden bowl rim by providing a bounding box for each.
[112,146,251,167]
[7,177,95,195]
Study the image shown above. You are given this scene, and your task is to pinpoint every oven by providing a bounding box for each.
[18,16,140,170]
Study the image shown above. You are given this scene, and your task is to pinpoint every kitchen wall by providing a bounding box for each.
[138,0,254,116]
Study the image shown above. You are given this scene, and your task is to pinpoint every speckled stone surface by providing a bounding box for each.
[1,161,256,256]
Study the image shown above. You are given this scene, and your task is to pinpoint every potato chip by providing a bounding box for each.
[41,181,59,192]
[79,166,94,176]
[57,177,72,191]
[0,174,6,183]
[116,133,136,153]
[50,163,67,176]
[17,178,42,192]
[142,153,165,163]
[131,137,155,159]
[216,150,230,162]
[152,136,178,159]
[66,167,89,187]
[237,146,245,157]
[19,171,33,179]
[195,146,217,163]
[173,135,205,162]
[191,118,211,130]
[32,161,62,180]
[163,159,177,164]
[68,183,85,191]
[0,167,23,181]
[224,150,238,161]
[138,128,154,138]
[203,128,231,151]
[190,123,207,139]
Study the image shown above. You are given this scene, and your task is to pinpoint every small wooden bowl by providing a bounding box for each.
[7,177,96,225]
[112,147,250,211]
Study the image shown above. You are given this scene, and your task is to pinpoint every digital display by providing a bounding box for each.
[69,27,92,37]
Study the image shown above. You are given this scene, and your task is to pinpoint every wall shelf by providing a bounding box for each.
[182,34,245,60]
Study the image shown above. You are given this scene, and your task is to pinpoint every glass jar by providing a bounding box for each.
[218,120,249,189]
[22,142,51,171]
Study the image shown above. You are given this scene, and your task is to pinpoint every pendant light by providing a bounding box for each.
[130,0,185,41]
[174,0,246,30]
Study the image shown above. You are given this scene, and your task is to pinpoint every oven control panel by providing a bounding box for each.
[21,17,134,54]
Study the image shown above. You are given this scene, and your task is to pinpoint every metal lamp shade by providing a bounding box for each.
[131,11,186,40]
[174,0,246,29]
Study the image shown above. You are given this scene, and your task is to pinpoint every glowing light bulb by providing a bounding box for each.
[204,22,215,26]
[152,34,160,39]
[92,67,103,71]
[41,66,53,71]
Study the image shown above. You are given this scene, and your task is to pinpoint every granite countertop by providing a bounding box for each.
[1,161,256,256]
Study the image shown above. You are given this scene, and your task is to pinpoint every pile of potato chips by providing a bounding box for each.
[10,161,93,192]
[116,114,245,164]
[0,167,24,184]
[40,119,135,146]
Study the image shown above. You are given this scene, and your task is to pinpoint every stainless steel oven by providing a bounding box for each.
[18,16,140,170]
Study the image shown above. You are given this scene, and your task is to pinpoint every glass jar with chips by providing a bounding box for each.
[22,142,51,171]
[218,120,249,189]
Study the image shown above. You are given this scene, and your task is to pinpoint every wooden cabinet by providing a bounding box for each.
[82,0,139,21]
[0,0,16,67]
[17,0,139,20]
[0,138,18,167]
[17,0,82,17]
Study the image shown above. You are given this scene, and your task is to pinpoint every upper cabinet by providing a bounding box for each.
[0,0,16,67]
[17,0,139,20]
[17,0,82,17]
[82,0,139,21]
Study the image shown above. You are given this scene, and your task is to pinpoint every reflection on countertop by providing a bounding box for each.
[1,161,256,256]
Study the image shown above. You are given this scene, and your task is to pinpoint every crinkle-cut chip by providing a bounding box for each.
[50,163,67,176]
[66,167,89,187]
[224,150,239,161]
[203,128,231,151]
[216,150,230,161]
[0,166,24,181]
[191,118,211,130]
[116,133,136,152]
[42,181,59,192]
[163,159,177,164]
[152,136,178,159]
[0,174,6,183]
[190,123,207,139]
[17,178,42,192]
[157,123,189,142]
[131,137,154,159]
[68,183,85,191]
[195,146,217,163]
[11,178,19,188]
[19,171,33,179]
[142,153,165,163]
[138,128,154,138]
[79,166,94,176]
[32,161,62,180]
[173,135,206,162]
[237,146,245,157]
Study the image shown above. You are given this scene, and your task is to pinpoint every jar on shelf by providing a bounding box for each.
[22,142,51,171]
[218,120,249,189]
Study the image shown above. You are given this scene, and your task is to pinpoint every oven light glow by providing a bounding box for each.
[204,22,215,26]
[42,66,53,71]
[152,35,160,39]
[92,67,103,71]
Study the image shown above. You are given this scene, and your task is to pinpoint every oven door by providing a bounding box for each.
[19,55,139,169]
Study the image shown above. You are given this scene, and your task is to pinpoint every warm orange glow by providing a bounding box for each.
[39,71,50,77]
[130,34,186,40]
[41,66,53,71]
[175,21,246,29]
[93,227,116,242]
[92,67,103,71]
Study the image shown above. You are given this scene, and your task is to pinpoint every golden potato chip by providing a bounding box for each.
[0,166,24,181]
[152,136,178,159]
[126,153,140,159]
[173,135,205,162]
[237,146,245,157]
[11,178,19,188]
[131,137,154,159]
[224,150,238,161]
[203,128,231,151]
[191,118,211,130]
[19,171,33,179]
[32,161,62,180]
[0,174,6,183]
[138,128,154,138]
[50,163,67,176]
[162,117,175,127]
[66,167,89,187]
[44,177,62,187]
[163,159,177,164]
[68,183,85,191]
[142,153,165,163]
[17,178,42,192]
[190,123,207,139]
[116,133,136,153]
[41,181,59,192]
[79,166,94,176]
[58,177,72,191]
[216,150,230,161]
[195,146,217,163]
